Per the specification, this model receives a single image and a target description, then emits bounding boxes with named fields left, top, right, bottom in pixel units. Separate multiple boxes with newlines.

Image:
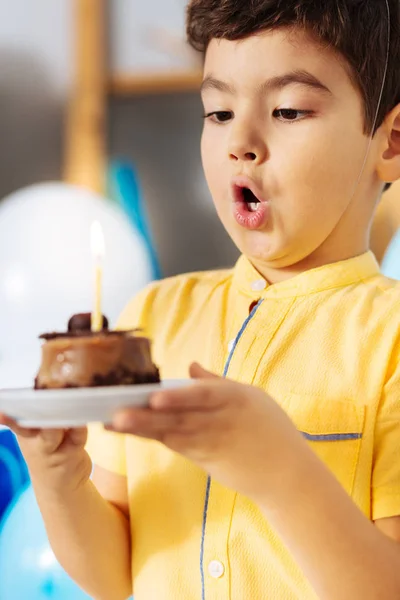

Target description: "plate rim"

left=0, top=379, right=191, bottom=428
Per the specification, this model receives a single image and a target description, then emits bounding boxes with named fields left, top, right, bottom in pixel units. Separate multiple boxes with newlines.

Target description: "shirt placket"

left=200, top=294, right=293, bottom=599
left=226, top=294, right=296, bottom=384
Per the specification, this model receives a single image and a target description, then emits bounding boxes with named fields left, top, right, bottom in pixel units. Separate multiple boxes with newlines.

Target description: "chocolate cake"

left=34, top=313, right=160, bottom=390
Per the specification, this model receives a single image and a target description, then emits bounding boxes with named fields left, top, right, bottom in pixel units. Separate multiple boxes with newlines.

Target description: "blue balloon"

left=381, top=230, right=400, bottom=280
left=108, top=160, right=162, bottom=281
left=0, top=485, right=91, bottom=599
left=0, top=428, right=29, bottom=520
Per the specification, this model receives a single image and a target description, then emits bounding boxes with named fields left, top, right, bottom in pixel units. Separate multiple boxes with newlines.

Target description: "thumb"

left=0, top=414, right=39, bottom=439
left=189, top=362, right=220, bottom=380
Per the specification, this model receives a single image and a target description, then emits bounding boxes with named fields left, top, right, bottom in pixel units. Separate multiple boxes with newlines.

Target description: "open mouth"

left=241, top=187, right=261, bottom=212
left=231, top=177, right=270, bottom=230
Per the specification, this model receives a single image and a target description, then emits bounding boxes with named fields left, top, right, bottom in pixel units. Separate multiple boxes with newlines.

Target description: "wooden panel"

left=108, top=70, right=203, bottom=95
left=64, top=0, right=106, bottom=194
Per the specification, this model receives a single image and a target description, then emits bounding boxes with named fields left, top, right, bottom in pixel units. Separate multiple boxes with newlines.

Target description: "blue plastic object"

left=108, top=160, right=162, bottom=281
left=0, top=428, right=29, bottom=520
left=0, top=485, right=91, bottom=600
left=381, top=229, right=400, bottom=280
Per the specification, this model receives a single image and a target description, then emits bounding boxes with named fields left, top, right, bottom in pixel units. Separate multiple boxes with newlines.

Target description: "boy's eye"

left=273, top=109, right=311, bottom=122
left=203, top=111, right=233, bottom=124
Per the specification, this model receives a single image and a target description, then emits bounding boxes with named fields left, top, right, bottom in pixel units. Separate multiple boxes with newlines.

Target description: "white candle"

left=90, top=221, right=105, bottom=332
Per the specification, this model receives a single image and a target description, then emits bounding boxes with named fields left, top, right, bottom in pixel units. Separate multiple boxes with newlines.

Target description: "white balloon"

left=0, top=182, right=154, bottom=388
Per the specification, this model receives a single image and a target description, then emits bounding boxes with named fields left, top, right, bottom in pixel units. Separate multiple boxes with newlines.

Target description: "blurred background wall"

left=0, top=0, right=239, bottom=277
left=1, top=0, right=400, bottom=273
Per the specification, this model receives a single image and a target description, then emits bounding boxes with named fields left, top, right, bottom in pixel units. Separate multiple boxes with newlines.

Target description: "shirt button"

left=251, top=279, right=266, bottom=292
left=228, top=339, right=235, bottom=353
left=208, top=560, right=225, bottom=579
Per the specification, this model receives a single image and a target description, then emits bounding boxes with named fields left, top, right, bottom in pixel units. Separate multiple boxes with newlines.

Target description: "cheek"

left=315, top=119, right=368, bottom=189
left=201, top=131, right=226, bottom=198
left=200, top=133, right=211, bottom=178
left=278, top=127, right=367, bottom=213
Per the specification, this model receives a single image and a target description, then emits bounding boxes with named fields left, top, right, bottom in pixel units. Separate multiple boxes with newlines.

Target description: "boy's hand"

left=0, top=415, right=92, bottom=495
left=111, top=363, right=306, bottom=503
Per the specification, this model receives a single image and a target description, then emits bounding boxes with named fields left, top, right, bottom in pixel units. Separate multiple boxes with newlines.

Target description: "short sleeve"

left=115, top=281, right=159, bottom=333
left=372, top=345, right=400, bottom=520
left=85, top=282, right=158, bottom=475
left=86, top=424, right=127, bottom=476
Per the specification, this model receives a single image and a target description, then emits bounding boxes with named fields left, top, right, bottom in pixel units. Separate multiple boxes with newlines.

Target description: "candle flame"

left=90, top=221, right=105, bottom=260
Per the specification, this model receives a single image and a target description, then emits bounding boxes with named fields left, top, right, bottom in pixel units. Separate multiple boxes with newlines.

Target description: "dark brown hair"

left=186, top=0, right=400, bottom=135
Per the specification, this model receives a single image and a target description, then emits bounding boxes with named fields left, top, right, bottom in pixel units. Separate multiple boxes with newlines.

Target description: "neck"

left=251, top=237, right=370, bottom=285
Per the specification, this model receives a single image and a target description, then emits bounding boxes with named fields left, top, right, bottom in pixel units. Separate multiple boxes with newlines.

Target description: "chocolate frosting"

left=68, top=312, right=109, bottom=332
left=35, top=313, right=158, bottom=389
left=39, top=312, right=140, bottom=340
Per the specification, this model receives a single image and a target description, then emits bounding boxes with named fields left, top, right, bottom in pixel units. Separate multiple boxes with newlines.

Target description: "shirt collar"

left=232, top=252, right=380, bottom=299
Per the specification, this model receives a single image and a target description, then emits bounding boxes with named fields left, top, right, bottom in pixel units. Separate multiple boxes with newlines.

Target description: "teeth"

left=248, top=202, right=259, bottom=212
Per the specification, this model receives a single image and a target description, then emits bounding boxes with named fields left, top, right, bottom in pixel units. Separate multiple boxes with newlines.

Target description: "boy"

left=3, top=1, right=400, bottom=598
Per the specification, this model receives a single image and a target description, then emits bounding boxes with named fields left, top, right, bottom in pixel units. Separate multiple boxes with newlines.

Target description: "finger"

left=39, top=429, right=68, bottom=453
left=0, top=414, right=40, bottom=439
left=149, top=382, right=227, bottom=412
left=112, top=407, right=208, bottom=437
left=189, top=362, right=221, bottom=380
left=66, top=427, right=88, bottom=447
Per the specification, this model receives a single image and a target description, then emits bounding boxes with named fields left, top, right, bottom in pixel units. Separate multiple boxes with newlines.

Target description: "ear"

left=377, top=103, right=400, bottom=183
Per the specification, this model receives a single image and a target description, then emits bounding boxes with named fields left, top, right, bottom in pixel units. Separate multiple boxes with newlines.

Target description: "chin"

left=236, top=239, right=314, bottom=271
left=232, top=229, right=281, bottom=262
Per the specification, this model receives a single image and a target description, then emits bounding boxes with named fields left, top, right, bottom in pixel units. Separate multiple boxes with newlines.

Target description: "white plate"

left=0, top=380, right=190, bottom=428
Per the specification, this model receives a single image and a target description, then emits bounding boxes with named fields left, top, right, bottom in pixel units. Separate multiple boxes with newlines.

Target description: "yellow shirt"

left=87, top=252, right=400, bottom=600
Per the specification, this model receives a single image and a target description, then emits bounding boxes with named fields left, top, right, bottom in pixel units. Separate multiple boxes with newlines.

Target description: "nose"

left=228, top=123, right=268, bottom=164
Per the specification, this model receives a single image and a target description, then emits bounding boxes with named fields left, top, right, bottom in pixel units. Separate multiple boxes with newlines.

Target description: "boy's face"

left=201, top=28, right=384, bottom=273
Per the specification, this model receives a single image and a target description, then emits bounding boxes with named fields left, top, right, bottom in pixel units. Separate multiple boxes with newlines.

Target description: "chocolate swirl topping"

left=39, top=313, right=140, bottom=341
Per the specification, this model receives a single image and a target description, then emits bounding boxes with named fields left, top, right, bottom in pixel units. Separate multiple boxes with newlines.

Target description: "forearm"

left=33, top=479, right=132, bottom=600
left=259, top=443, right=400, bottom=599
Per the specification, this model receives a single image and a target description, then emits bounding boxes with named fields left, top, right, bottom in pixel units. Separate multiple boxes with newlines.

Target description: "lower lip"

left=233, top=201, right=270, bottom=230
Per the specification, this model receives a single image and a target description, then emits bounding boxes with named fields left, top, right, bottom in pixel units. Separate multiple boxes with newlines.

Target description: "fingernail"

left=149, top=393, right=165, bottom=409
left=112, top=411, right=133, bottom=432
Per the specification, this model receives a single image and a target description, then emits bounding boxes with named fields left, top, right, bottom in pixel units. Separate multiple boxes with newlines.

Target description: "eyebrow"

left=201, top=69, right=332, bottom=96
